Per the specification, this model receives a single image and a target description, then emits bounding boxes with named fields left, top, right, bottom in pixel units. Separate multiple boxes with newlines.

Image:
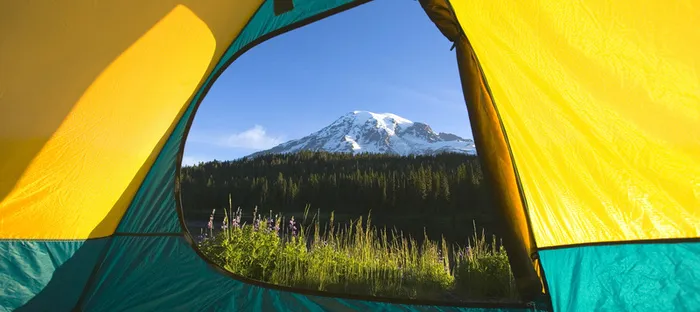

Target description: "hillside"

left=180, top=151, right=496, bottom=242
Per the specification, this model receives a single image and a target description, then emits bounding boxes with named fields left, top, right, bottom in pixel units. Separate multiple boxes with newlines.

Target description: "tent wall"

left=77, top=236, right=539, bottom=312
left=0, top=240, right=108, bottom=311
left=539, top=241, right=700, bottom=311
left=70, top=0, right=547, bottom=311
left=1, top=0, right=547, bottom=311
left=0, top=1, right=261, bottom=309
left=0, top=0, right=262, bottom=240
left=418, top=0, right=543, bottom=302
left=449, top=0, right=700, bottom=310
left=449, top=0, right=699, bottom=248
left=2, top=0, right=697, bottom=311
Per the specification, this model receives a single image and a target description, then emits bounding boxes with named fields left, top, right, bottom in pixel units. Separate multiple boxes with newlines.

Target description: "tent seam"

left=538, top=237, right=700, bottom=251
left=67, top=1, right=270, bottom=310
left=171, top=0, right=541, bottom=309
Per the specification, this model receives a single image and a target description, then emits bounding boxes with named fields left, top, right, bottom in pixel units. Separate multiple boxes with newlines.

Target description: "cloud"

left=192, top=125, right=285, bottom=150
left=218, top=125, right=285, bottom=149
left=181, top=156, right=206, bottom=166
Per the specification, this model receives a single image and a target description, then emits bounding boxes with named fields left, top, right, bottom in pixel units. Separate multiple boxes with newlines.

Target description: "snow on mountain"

left=247, top=111, right=476, bottom=158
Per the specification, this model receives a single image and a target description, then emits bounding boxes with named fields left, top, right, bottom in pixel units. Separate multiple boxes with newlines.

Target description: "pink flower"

left=207, top=209, right=215, bottom=230
left=289, top=216, right=297, bottom=236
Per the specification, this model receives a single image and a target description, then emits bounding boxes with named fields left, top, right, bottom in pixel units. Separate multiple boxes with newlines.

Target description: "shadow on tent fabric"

left=12, top=239, right=110, bottom=312
left=12, top=111, right=179, bottom=311
left=0, top=2, right=184, bottom=205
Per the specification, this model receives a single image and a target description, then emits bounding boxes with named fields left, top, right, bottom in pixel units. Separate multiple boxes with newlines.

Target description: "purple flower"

left=197, top=228, right=207, bottom=243
left=207, top=209, right=215, bottom=230
left=229, top=208, right=241, bottom=229
left=272, top=214, right=280, bottom=234
left=289, top=217, right=297, bottom=237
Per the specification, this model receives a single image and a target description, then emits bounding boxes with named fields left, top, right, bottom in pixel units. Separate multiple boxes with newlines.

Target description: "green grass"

left=197, top=205, right=518, bottom=302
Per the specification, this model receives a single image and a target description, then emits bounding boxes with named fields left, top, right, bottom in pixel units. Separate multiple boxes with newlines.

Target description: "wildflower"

left=197, top=228, right=207, bottom=244
left=207, top=209, right=215, bottom=230
left=289, top=216, right=297, bottom=237
left=231, top=214, right=240, bottom=229
left=273, top=214, right=280, bottom=234
left=254, top=214, right=262, bottom=231
left=228, top=207, right=241, bottom=229
left=222, top=210, right=229, bottom=230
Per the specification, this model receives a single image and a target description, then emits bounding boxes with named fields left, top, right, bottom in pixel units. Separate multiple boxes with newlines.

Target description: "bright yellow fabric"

left=450, top=0, right=700, bottom=247
left=0, top=0, right=263, bottom=239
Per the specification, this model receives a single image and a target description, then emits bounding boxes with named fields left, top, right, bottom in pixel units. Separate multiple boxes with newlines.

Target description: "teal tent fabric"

left=116, top=0, right=359, bottom=234
left=78, top=236, right=542, bottom=312
left=114, top=102, right=192, bottom=234
left=539, top=241, right=700, bottom=312
left=3, top=1, right=697, bottom=311
left=79, top=1, right=549, bottom=311
left=0, top=239, right=109, bottom=312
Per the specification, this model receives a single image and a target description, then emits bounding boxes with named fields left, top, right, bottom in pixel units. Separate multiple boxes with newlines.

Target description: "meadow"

left=196, top=202, right=518, bottom=302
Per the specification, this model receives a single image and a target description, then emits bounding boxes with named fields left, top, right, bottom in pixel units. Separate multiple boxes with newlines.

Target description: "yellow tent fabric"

left=0, top=0, right=698, bottom=311
left=450, top=0, right=700, bottom=247
left=0, top=1, right=263, bottom=239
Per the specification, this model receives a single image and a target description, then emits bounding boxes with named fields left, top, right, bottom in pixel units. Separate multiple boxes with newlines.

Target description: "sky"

left=183, top=0, right=473, bottom=165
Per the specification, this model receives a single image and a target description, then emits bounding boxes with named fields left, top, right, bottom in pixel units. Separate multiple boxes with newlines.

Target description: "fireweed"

left=196, top=207, right=517, bottom=302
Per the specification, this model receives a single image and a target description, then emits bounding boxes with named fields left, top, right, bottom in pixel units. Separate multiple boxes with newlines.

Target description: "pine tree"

left=179, top=151, right=486, bottom=229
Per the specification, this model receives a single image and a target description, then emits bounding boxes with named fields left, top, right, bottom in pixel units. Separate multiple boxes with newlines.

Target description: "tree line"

left=180, top=151, right=495, bottom=228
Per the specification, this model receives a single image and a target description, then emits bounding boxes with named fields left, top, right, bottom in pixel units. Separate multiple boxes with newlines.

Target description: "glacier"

left=247, top=111, right=476, bottom=158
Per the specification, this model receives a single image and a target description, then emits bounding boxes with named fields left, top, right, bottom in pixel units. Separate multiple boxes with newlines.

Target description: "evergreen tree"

left=179, top=151, right=491, bottom=236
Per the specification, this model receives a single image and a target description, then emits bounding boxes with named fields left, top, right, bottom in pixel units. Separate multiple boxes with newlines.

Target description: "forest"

left=180, top=151, right=499, bottom=243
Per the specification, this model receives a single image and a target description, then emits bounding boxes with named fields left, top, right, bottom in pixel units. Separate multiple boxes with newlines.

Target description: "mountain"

left=247, top=111, right=476, bottom=158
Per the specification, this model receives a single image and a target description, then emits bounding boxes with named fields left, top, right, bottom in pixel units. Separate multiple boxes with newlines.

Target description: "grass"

left=196, top=202, right=518, bottom=302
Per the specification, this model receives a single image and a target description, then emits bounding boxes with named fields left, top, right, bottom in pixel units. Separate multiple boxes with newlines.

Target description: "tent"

left=1, top=0, right=697, bottom=311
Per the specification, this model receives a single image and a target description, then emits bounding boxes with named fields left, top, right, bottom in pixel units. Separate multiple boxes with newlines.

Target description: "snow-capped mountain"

left=247, top=111, right=476, bottom=158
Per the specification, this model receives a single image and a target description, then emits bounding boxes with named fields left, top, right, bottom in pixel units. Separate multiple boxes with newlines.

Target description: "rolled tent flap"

left=445, top=0, right=700, bottom=310
left=418, top=0, right=544, bottom=302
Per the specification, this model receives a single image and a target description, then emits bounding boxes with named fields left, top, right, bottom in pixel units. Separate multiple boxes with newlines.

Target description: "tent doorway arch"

left=1, top=0, right=698, bottom=311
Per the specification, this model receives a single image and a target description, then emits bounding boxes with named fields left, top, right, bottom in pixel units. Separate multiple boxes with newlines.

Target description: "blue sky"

left=183, top=0, right=472, bottom=165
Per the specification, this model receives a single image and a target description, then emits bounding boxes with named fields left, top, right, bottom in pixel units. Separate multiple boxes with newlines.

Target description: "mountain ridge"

left=247, top=111, right=476, bottom=158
